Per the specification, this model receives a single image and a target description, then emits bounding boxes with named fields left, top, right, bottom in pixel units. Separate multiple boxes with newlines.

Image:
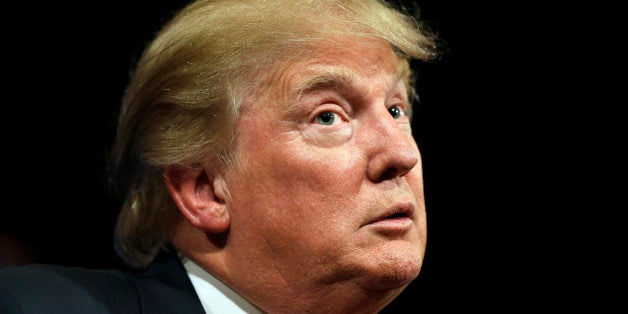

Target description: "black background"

left=1, top=0, right=622, bottom=312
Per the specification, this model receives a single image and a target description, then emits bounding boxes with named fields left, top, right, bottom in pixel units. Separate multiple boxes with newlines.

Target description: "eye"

left=315, top=111, right=341, bottom=125
left=388, top=105, right=405, bottom=119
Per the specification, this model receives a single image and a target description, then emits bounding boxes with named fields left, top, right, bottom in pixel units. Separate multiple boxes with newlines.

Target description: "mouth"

left=382, top=210, right=411, bottom=220
left=363, top=202, right=415, bottom=230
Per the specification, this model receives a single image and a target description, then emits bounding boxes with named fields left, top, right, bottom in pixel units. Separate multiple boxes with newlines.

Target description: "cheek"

left=228, top=134, right=363, bottom=227
left=264, top=147, right=359, bottom=206
left=224, top=142, right=364, bottom=263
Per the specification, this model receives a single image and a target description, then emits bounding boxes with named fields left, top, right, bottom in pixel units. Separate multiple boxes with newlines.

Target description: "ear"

left=163, top=165, right=230, bottom=233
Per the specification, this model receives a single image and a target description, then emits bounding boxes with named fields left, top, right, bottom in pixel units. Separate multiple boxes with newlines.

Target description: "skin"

left=168, top=38, right=427, bottom=313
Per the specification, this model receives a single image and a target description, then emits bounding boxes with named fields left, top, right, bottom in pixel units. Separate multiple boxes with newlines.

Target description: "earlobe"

left=163, top=165, right=230, bottom=233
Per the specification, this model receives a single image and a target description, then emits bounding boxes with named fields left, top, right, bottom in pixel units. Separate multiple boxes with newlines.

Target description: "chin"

left=362, top=245, right=423, bottom=290
left=372, top=260, right=421, bottom=290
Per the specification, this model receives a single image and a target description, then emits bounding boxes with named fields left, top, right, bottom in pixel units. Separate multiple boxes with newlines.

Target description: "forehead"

left=253, top=38, right=408, bottom=107
left=290, top=40, right=402, bottom=87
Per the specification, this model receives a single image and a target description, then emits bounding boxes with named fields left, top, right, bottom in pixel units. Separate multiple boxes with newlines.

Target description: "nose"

left=364, top=110, right=420, bottom=183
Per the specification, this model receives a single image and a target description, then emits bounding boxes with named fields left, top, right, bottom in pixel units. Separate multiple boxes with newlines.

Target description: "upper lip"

left=364, top=201, right=415, bottom=226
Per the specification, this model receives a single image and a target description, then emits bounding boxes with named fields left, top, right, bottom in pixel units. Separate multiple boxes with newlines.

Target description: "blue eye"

left=316, top=111, right=338, bottom=125
left=388, top=105, right=404, bottom=119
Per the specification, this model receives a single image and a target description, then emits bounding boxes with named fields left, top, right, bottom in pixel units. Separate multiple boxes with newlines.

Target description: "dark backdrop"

left=2, top=0, right=621, bottom=312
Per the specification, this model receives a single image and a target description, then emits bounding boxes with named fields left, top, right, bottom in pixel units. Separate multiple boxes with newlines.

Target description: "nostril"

left=378, top=167, right=399, bottom=182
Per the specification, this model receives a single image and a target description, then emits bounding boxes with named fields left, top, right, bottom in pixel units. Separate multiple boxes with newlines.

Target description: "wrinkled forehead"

left=244, top=38, right=410, bottom=111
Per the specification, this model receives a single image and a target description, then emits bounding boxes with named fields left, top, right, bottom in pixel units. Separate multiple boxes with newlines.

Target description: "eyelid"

left=313, top=111, right=342, bottom=125
left=391, top=104, right=407, bottom=114
left=388, top=103, right=411, bottom=122
left=389, top=80, right=412, bottom=119
left=386, top=101, right=408, bottom=115
left=309, top=102, right=350, bottom=124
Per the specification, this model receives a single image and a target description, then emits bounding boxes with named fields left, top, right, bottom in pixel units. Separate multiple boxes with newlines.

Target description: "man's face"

left=222, top=38, right=426, bottom=296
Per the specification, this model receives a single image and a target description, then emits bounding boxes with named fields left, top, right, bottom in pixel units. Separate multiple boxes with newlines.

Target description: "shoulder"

left=0, top=263, right=138, bottom=313
left=0, top=251, right=205, bottom=314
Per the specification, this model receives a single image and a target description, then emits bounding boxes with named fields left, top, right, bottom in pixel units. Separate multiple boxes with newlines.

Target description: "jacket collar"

left=132, top=250, right=205, bottom=314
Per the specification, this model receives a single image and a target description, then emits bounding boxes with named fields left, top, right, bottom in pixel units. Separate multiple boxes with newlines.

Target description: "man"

left=0, top=0, right=440, bottom=312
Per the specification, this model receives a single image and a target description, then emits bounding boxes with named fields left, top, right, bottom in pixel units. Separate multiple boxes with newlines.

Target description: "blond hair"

left=107, top=0, right=441, bottom=268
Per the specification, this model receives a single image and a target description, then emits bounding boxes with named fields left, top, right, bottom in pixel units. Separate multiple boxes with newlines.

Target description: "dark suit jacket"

left=0, top=251, right=205, bottom=313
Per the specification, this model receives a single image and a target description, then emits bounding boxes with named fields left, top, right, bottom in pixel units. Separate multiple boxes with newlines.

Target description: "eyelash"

left=315, top=111, right=341, bottom=125
left=311, top=103, right=408, bottom=126
left=312, top=102, right=347, bottom=126
left=387, top=105, right=406, bottom=119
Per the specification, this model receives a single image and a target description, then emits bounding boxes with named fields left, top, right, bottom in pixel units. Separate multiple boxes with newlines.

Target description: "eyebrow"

left=294, top=69, right=360, bottom=104
left=288, top=66, right=409, bottom=115
left=281, top=69, right=358, bottom=114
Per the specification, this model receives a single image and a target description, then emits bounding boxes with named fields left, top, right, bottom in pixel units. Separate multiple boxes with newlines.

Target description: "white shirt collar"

left=181, top=255, right=263, bottom=314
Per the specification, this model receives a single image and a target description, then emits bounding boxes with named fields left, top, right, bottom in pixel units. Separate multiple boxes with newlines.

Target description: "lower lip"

left=367, top=217, right=413, bottom=233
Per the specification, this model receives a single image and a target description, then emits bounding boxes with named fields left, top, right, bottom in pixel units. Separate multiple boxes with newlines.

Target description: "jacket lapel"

left=133, top=250, right=206, bottom=313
